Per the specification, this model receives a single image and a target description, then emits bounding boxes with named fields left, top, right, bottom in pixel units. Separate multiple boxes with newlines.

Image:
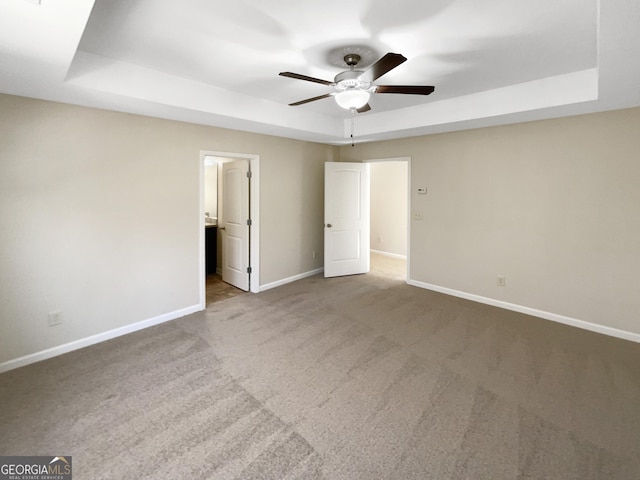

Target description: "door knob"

left=326, top=224, right=332, bottom=228
left=220, top=226, right=226, bottom=230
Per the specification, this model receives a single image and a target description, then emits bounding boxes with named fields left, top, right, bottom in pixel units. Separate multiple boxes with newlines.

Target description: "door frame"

left=363, top=156, right=411, bottom=283
left=199, top=150, right=260, bottom=308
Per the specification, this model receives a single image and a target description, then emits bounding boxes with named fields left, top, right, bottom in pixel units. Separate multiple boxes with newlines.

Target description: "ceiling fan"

left=279, top=52, right=434, bottom=113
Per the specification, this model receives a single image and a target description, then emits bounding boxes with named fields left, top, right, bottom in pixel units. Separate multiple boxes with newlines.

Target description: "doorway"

left=199, top=151, right=260, bottom=309
left=365, top=157, right=409, bottom=281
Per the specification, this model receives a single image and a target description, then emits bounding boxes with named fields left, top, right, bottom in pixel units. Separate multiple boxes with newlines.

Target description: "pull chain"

left=351, top=115, right=355, bottom=147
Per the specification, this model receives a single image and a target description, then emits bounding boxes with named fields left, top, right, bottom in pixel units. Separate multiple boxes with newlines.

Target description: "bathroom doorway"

left=200, top=151, right=260, bottom=308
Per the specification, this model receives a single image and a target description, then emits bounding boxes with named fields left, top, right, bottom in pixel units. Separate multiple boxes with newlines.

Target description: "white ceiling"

left=1, top=0, right=640, bottom=145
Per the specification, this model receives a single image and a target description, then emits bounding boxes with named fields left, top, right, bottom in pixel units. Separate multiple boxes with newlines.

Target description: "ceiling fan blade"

left=359, top=53, right=407, bottom=83
left=375, top=85, right=435, bottom=95
left=289, top=93, right=334, bottom=106
left=279, top=72, right=334, bottom=86
left=356, top=103, right=371, bottom=113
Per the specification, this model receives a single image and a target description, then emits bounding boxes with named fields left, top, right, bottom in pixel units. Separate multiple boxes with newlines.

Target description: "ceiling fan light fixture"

left=335, top=89, right=370, bottom=110
left=281, top=52, right=434, bottom=112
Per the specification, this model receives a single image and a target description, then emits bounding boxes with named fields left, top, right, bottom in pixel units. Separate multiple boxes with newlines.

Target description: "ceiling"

left=1, top=0, right=640, bottom=145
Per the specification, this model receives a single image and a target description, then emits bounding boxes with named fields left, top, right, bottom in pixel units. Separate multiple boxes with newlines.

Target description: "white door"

left=221, top=159, right=250, bottom=291
left=324, top=162, right=370, bottom=277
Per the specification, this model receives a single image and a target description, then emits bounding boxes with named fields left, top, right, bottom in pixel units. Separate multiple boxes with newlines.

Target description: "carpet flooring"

left=1, top=253, right=640, bottom=479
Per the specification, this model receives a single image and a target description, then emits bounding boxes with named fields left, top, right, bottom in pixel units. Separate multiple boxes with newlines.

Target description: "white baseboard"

left=0, top=304, right=203, bottom=374
left=408, top=279, right=640, bottom=344
left=259, top=268, right=324, bottom=292
left=370, top=249, right=407, bottom=260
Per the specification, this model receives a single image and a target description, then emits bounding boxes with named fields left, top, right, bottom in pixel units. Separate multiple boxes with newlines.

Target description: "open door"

left=221, top=159, right=250, bottom=291
left=324, top=162, right=370, bottom=277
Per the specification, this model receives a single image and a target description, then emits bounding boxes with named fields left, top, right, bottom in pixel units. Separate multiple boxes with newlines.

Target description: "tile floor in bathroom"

left=205, top=274, right=246, bottom=305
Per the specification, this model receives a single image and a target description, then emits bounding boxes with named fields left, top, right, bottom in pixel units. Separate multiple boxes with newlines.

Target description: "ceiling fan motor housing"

left=334, top=70, right=373, bottom=92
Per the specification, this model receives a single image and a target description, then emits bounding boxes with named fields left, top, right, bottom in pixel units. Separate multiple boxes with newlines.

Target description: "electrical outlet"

left=497, top=275, right=506, bottom=287
left=48, top=311, right=63, bottom=326
left=413, top=212, right=423, bottom=220
left=312, top=251, right=316, bottom=259
left=377, top=236, right=383, bottom=243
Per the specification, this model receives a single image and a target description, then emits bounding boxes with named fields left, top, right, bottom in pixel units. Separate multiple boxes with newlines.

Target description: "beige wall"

left=370, top=161, right=408, bottom=257
left=341, top=108, right=640, bottom=336
left=3, top=92, right=638, bottom=366
left=0, top=94, right=335, bottom=365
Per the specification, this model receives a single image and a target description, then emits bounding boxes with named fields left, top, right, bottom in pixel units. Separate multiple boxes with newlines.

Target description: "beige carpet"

left=1, top=253, right=640, bottom=479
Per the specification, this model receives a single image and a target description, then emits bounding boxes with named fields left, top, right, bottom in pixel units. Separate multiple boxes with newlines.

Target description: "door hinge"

left=247, top=267, right=252, bottom=274
left=246, top=170, right=252, bottom=178
left=247, top=219, right=252, bottom=226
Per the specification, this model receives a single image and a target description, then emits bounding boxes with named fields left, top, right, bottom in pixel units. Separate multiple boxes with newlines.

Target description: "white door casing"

left=324, top=162, right=370, bottom=278
left=222, top=159, right=250, bottom=291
